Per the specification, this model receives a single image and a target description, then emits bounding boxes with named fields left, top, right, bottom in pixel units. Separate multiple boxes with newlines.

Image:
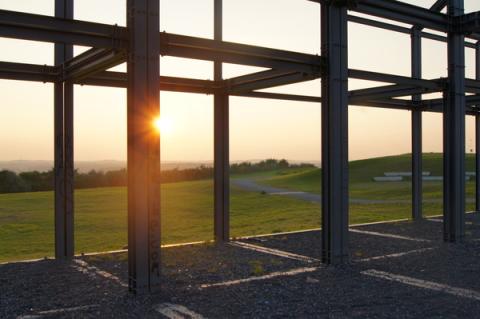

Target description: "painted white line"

left=200, top=266, right=319, bottom=289
left=427, top=218, right=443, bottom=223
left=349, top=228, right=432, bottom=243
left=356, top=247, right=436, bottom=262
left=80, top=240, right=213, bottom=257
left=362, top=269, right=480, bottom=301
left=17, top=305, right=98, bottom=319
left=235, top=227, right=321, bottom=240
left=230, top=241, right=319, bottom=263
left=236, top=218, right=413, bottom=240
left=351, top=218, right=410, bottom=227
left=72, top=259, right=128, bottom=288
left=154, top=303, right=205, bottom=319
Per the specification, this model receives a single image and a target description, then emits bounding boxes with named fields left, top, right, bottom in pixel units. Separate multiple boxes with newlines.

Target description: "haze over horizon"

left=1, top=0, right=479, bottom=163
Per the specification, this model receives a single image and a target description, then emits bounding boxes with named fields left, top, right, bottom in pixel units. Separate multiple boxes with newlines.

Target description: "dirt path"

left=232, top=179, right=475, bottom=205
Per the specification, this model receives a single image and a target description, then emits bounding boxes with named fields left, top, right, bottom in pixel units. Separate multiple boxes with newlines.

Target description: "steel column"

left=476, top=42, right=480, bottom=212
left=213, top=0, right=229, bottom=242
left=126, top=0, right=161, bottom=293
left=321, top=2, right=349, bottom=264
left=443, top=0, right=466, bottom=242
left=477, top=114, right=480, bottom=212
left=54, top=0, right=74, bottom=260
left=411, top=27, right=423, bottom=220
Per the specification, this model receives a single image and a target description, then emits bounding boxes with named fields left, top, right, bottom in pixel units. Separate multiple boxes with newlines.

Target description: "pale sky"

left=0, top=0, right=479, bottom=162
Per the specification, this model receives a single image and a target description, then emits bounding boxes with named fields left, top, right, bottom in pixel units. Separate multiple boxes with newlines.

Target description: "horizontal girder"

left=0, top=4, right=479, bottom=117
left=1, top=60, right=478, bottom=115
left=0, top=9, right=127, bottom=48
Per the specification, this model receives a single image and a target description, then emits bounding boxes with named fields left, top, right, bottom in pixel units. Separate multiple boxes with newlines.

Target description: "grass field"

left=0, top=153, right=476, bottom=262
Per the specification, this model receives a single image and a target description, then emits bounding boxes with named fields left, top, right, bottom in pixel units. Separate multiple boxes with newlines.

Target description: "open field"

left=0, top=153, right=476, bottom=262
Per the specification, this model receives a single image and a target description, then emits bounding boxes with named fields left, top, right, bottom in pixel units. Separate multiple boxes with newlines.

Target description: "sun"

left=153, top=116, right=173, bottom=134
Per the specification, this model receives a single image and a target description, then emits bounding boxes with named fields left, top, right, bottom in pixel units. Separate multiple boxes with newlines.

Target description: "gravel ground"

left=1, top=215, right=480, bottom=318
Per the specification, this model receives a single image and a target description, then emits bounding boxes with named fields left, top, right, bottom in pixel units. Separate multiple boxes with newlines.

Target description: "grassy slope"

left=262, top=153, right=476, bottom=200
left=0, top=153, right=476, bottom=262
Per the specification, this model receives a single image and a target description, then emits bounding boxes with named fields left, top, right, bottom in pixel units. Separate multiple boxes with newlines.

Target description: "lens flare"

left=154, top=117, right=173, bottom=134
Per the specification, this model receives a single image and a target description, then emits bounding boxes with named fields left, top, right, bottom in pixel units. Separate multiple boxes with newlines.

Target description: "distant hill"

left=263, top=153, right=476, bottom=186
left=0, top=159, right=320, bottom=173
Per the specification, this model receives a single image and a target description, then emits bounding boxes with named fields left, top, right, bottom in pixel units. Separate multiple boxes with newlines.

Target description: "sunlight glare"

left=154, top=116, right=173, bottom=134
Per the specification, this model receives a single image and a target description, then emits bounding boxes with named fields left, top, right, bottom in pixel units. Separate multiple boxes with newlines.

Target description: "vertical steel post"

left=476, top=42, right=480, bottom=212
left=411, top=26, right=423, bottom=220
left=214, top=0, right=230, bottom=242
left=321, top=1, right=349, bottom=264
left=126, top=0, right=161, bottom=293
left=54, top=0, right=74, bottom=260
left=476, top=114, right=480, bottom=212
left=443, top=0, right=466, bottom=242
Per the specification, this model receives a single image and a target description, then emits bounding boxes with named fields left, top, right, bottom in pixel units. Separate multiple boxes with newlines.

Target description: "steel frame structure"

left=1, top=0, right=480, bottom=293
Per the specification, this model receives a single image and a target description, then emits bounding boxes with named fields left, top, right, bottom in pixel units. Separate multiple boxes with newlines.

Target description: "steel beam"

left=311, top=0, right=448, bottom=32
left=127, top=0, right=161, bottom=293
left=0, top=9, right=127, bottom=48
left=411, top=27, right=423, bottom=221
left=349, top=69, right=441, bottom=89
left=477, top=114, right=480, bottom=212
left=476, top=42, right=480, bottom=212
left=351, top=98, right=412, bottom=111
left=321, top=1, right=349, bottom=265
left=455, top=11, right=480, bottom=34
left=54, top=0, right=74, bottom=260
left=431, top=0, right=448, bottom=12
left=213, top=0, right=229, bottom=242
left=3, top=59, right=480, bottom=113
left=227, top=69, right=291, bottom=87
left=232, top=91, right=321, bottom=103
left=443, top=0, right=466, bottom=242
left=349, top=84, right=436, bottom=103
left=0, top=62, right=221, bottom=94
left=229, top=71, right=318, bottom=94
left=62, top=47, right=126, bottom=82
left=160, top=33, right=323, bottom=73
left=0, top=62, right=58, bottom=82
left=348, top=14, right=477, bottom=49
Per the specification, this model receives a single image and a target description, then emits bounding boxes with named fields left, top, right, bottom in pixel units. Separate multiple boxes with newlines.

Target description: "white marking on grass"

left=200, top=266, right=319, bottom=289
left=230, top=241, right=319, bottom=263
left=349, top=228, right=431, bottom=243
left=72, top=259, right=128, bottom=288
left=362, top=269, right=480, bottom=301
left=154, top=303, right=205, bottom=319
left=17, top=305, right=98, bottom=319
left=356, top=247, right=436, bottom=262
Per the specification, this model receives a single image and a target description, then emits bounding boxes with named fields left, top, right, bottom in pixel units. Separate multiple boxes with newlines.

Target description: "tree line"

left=0, top=159, right=314, bottom=194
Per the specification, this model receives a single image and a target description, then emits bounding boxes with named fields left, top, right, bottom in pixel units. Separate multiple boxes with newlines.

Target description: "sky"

left=0, top=0, right=479, bottom=163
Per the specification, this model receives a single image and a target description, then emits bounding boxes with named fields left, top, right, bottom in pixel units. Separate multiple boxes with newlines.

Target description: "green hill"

left=259, top=153, right=476, bottom=197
